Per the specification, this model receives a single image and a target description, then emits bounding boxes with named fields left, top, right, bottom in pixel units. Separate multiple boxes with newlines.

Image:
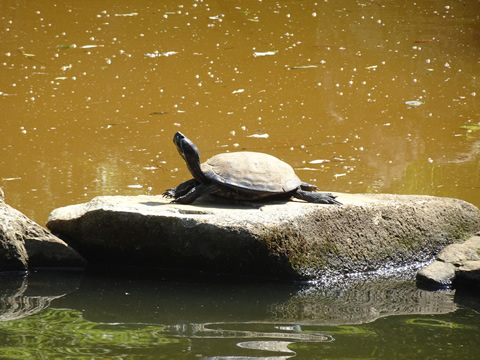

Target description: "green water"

left=0, top=271, right=479, bottom=359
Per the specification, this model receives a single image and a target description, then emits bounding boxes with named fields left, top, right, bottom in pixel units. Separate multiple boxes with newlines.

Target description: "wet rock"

left=416, top=236, right=480, bottom=289
left=416, top=261, right=456, bottom=287
left=46, top=193, right=480, bottom=280
left=0, top=192, right=86, bottom=271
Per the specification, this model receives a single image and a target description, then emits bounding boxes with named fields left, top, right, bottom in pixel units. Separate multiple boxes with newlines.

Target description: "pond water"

left=1, top=270, right=480, bottom=359
left=1, top=0, right=480, bottom=358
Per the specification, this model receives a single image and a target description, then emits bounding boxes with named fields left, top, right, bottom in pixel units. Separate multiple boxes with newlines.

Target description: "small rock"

left=416, top=260, right=456, bottom=287
left=417, top=235, right=480, bottom=290
left=437, top=237, right=480, bottom=265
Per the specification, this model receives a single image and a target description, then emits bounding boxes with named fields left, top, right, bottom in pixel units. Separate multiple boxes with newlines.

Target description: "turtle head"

left=173, top=132, right=200, bottom=163
left=173, top=132, right=205, bottom=182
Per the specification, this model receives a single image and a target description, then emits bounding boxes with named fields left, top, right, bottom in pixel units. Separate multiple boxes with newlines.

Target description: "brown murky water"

left=1, top=1, right=480, bottom=358
left=1, top=1, right=480, bottom=224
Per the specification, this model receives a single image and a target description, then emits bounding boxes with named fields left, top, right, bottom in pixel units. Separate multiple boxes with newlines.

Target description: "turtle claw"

left=293, top=190, right=342, bottom=205
left=163, top=189, right=175, bottom=198
left=319, top=193, right=342, bottom=205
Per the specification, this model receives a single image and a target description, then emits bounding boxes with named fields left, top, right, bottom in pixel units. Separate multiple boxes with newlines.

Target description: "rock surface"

left=0, top=192, right=85, bottom=271
left=46, top=193, right=480, bottom=280
left=417, top=235, right=480, bottom=288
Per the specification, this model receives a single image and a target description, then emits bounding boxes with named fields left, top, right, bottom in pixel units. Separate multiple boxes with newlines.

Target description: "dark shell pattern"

left=200, top=152, right=302, bottom=194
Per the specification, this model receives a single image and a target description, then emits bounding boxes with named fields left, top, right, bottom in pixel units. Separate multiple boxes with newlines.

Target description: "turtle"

left=164, top=132, right=341, bottom=205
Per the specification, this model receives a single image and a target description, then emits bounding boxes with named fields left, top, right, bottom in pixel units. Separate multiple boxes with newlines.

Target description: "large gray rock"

left=0, top=200, right=28, bottom=271
left=45, top=193, right=480, bottom=280
left=0, top=191, right=85, bottom=271
left=417, top=235, right=480, bottom=288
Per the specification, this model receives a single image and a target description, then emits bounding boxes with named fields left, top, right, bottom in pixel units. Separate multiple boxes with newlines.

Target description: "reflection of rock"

left=270, top=276, right=456, bottom=325
left=0, top=271, right=82, bottom=321
left=0, top=193, right=85, bottom=271
left=454, top=286, right=480, bottom=313
left=46, top=194, right=480, bottom=280
left=56, top=271, right=456, bottom=328
left=416, top=235, right=480, bottom=289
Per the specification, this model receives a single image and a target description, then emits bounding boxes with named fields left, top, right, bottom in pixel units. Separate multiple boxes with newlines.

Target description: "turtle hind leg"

left=300, top=182, right=318, bottom=191
left=173, top=183, right=218, bottom=204
left=293, top=189, right=342, bottom=205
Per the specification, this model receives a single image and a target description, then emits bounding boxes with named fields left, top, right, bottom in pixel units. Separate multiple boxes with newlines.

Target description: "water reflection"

left=0, top=271, right=81, bottom=322
left=237, top=341, right=296, bottom=360
left=0, top=270, right=478, bottom=358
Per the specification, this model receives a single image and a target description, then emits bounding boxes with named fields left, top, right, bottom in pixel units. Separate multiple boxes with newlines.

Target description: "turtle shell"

left=201, top=151, right=302, bottom=194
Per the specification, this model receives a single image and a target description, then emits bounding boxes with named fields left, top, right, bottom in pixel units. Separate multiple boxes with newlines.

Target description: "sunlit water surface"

left=1, top=0, right=480, bottom=358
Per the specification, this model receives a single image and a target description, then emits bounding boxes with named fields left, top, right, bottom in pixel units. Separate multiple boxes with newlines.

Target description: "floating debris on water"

left=127, top=184, right=143, bottom=189
left=415, top=39, right=437, bottom=43
left=290, top=65, right=318, bottom=69
left=18, top=47, right=36, bottom=57
left=145, top=51, right=178, bottom=58
left=460, top=125, right=480, bottom=132
left=253, top=51, right=277, bottom=57
left=115, top=12, right=139, bottom=17
left=79, top=44, right=104, bottom=49
left=296, top=167, right=324, bottom=171
left=405, top=100, right=425, bottom=108
left=57, top=44, right=77, bottom=49
left=247, top=133, right=269, bottom=138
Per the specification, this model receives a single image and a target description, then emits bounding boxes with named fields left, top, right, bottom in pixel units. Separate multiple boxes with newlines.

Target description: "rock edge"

left=0, top=191, right=86, bottom=271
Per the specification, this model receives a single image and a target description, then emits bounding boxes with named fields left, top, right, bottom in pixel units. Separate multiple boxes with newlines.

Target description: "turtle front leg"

left=173, top=183, right=219, bottom=204
left=163, top=179, right=198, bottom=199
left=300, top=182, right=318, bottom=191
